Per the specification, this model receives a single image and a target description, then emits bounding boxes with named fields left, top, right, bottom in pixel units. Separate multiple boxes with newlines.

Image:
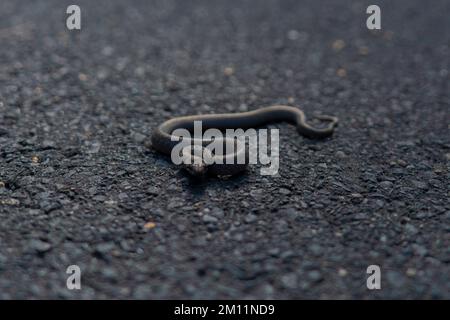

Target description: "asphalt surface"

left=0, top=0, right=448, bottom=299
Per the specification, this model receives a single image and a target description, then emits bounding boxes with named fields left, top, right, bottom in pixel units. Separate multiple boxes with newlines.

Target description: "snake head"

left=183, top=161, right=209, bottom=176
left=180, top=145, right=213, bottom=177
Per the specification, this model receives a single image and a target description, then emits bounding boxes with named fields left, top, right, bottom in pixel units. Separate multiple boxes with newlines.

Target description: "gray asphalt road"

left=0, top=0, right=448, bottom=299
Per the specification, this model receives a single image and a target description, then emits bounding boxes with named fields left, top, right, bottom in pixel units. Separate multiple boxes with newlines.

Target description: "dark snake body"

left=151, top=105, right=338, bottom=176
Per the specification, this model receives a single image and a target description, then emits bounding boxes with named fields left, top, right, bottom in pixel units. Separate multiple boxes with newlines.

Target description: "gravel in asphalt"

left=0, top=0, right=448, bottom=298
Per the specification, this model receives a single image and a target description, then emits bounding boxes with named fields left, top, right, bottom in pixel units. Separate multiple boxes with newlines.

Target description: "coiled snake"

left=151, top=105, right=338, bottom=176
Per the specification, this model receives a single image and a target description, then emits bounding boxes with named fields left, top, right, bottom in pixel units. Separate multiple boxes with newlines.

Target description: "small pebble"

left=202, top=215, right=218, bottom=224
left=30, top=240, right=52, bottom=253
left=332, top=39, right=345, bottom=51
left=144, top=222, right=156, bottom=230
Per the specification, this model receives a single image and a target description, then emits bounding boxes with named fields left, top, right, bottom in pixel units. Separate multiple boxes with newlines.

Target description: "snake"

left=151, top=105, right=338, bottom=176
